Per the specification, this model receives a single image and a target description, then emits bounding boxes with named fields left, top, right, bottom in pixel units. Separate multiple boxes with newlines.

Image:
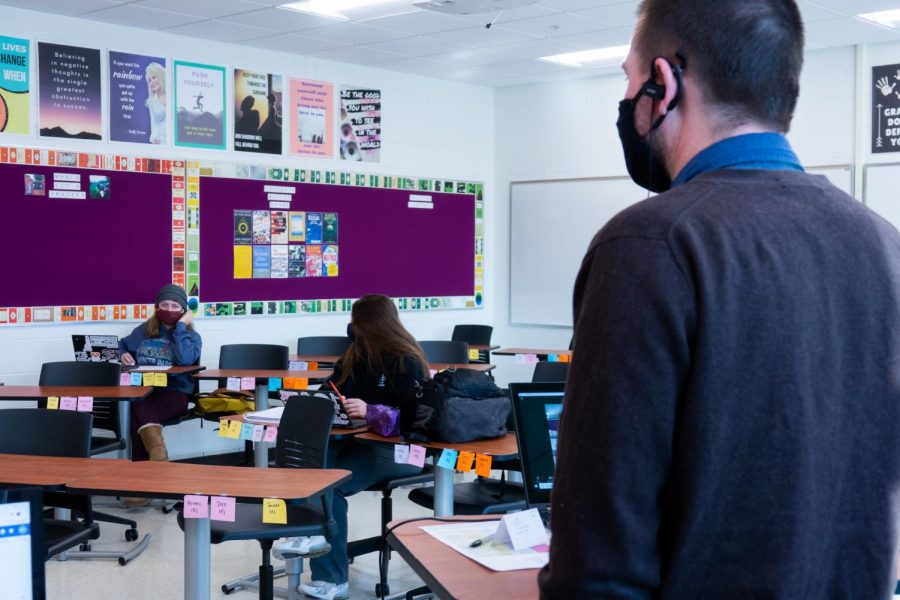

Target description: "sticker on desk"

left=252, top=424, right=265, bottom=442
left=239, top=422, right=255, bottom=441
left=77, top=396, right=93, bottom=412
left=407, top=444, right=426, bottom=468
left=227, top=420, right=242, bottom=439
left=547, top=354, right=559, bottom=362
left=153, top=372, right=168, bottom=387
left=263, top=426, right=278, bottom=442
left=119, top=373, right=132, bottom=386
left=226, top=377, right=241, bottom=392
left=283, top=377, right=308, bottom=389
left=394, top=444, right=410, bottom=464
left=46, top=396, right=59, bottom=410
left=262, top=498, right=287, bottom=524
left=219, top=420, right=230, bottom=437
left=559, top=354, right=571, bottom=363
left=240, top=376, right=255, bottom=391
left=474, top=453, right=492, bottom=477
left=130, top=372, right=143, bottom=386
left=60, top=396, right=78, bottom=411
left=142, top=372, right=154, bottom=386
left=183, top=495, right=209, bottom=519
left=456, top=451, right=475, bottom=472
left=268, top=377, right=282, bottom=392
left=289, top=360, right=308, bottom=371
left=468, top=348, right=480, bottom=361
left=429, top=369, right=438, bottom=378
left=436, top=448, right=459, bottom=470
left=210, top=496, right=235, bottom=522
left=492, top=508, right=548, bottom=552
left=308, top=361, right=318, bottom=370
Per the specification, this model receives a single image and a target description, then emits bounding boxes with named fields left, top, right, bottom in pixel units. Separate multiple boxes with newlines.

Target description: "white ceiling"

left=5, top=0, right=900, bottom=87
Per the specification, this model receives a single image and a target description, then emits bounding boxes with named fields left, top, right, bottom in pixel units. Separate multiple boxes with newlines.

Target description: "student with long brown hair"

left=279, top=294, right=427, bottom=600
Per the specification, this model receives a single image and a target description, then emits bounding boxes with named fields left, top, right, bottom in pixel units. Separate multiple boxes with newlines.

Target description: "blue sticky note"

left=130, top=372, right=143, bottom=386
left=240, top=423, right=255, bottom=441
left=436, top=449, right=460, bottom=470
left=268, top=377, right=283, bottom=392
left=547, top=354, right=559, bottom=362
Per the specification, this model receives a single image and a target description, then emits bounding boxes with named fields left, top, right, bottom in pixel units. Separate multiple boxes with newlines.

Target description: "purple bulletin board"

left=199, top=177, right=475, bottom=302
left=0, top=162, right=172, bottom=307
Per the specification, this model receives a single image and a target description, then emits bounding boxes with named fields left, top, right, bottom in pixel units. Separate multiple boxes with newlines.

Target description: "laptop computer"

left=509, top=382, right=565, bottom=526
left=72, top=334, right=120, bottom=363
left=0, top=486, right=45, bottom=600
left=281, top=389, right=367, bottom=429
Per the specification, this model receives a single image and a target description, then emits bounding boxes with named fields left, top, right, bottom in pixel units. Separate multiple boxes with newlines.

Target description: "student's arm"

left=537, top=235, right=694, bottom=599
left=171, top=322, right=202, bottom=365
left=389, top=356, right=424, bottom=407
left=118, top=325, right=143, bottom=356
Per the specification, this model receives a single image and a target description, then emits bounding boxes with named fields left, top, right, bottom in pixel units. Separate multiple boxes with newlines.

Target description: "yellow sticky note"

left=154, top=372, right=168, bottom=387
left=233, top=245, right=252, bottom=279
left=219, top=420, right=230, bottom=437
left=142, top=372, right=154, bottom=386
left=46, top=396, right=59, bottom=410
left=456, top=451, right=476, bottom=472
left=262, top=498, right=287, bottom=524
left=474, top=453, right=493, bottom=477
left=227, top=420, right=242, bottom=439
left=468, top=348, right=480, bottom=361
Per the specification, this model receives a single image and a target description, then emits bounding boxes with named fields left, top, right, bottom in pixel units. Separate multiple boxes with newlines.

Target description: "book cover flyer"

left=270, top=210, right=288, bottom=244
left=252, top=245, right=271, bottom=278
left=0, top=36, right=30, bottom=134
left=38, top=42, right=102, bottom=140
left=174, top=61, right=225, bottom=149
left=252, top=210, right=270, bottom=244
left=288, top=245, right=306, bottom=277
left=289, top=211, right=306, bottom=242
left=339, top=86, right=381, bottom=162
left=323, top=212, right=338, bottom=243
left=109, top=51, right=166, bottom=144
left=305, top=244, right=322, bottom=277
left=290, top=78, right=333, bottom=158
left=306, top=212, right=323, bottom=244
left=323, top=244, right=339, bottom=277
left=234, top=209, right=252, bottom=244
left=233, top=245, right=252, bottom=279
left=271, top=245, right=288, bottom=278
left=234, top=69, right=282, bottom=154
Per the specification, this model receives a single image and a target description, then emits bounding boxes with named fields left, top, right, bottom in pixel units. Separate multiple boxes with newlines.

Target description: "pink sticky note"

left=119, top=373, right=132, bottom=386
left=407, top=444, right=426, bottom=468
left=263, top=426, right=278, bottom=442
left=252, top=424, right=265, bottom=442
left=183, top=495, right=209, bottom=519
left=240, top=376, right=256, bottom=391
left=60, top=396, right=78, bottom=411
left=77, top=396, right=93, bottom=412
left=429, top=369, right=438, bottom=378
left=210, top=496, right=236, bottom=522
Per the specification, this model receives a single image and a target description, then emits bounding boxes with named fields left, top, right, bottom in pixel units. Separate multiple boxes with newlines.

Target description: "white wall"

left=0, top=5, right=495, bottom=459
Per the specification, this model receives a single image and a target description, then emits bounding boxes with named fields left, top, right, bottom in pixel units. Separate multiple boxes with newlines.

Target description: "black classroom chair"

left=532, top=361, right=569, bottom=382
left=418, top=340, right=470, bottom=364
left=452, top=324, right=494, bottom=363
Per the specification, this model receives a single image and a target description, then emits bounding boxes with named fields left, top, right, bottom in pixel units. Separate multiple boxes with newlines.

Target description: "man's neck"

left=667, top=122, right=777, bottom=180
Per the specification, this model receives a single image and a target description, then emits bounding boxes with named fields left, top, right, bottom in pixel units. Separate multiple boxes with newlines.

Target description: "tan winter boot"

left=139, top=424, right=169, bottom=461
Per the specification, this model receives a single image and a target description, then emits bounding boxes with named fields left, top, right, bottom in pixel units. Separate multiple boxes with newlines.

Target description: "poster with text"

left=234, top=69, right=282, bottom=154
left=174, top=61, right=225, bottom=149
left=290, top=78, right=333, bottom=158
left=38, top=42, right=101, bottom=140
left=0, top=36, right=30, bottom=134
left=872, top=63, right=900, bottom=153
left=109, top=51, right=166, bottom=144
left=339, top=86, right=381, bottom=162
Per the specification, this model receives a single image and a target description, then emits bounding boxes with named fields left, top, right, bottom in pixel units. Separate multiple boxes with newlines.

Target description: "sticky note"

left=475, top=453, right=493, bottom=477
left=183, top=495, right=209, bottom=519
left=239, top=423, right=255, bottom=441
left=119, top=373, right=132, bottom=386
left=436, top=448, right=459, bottom=470
left=143, top=372, right=154, bottom=386
left=429, top=369, right=438, bottom=378
left=268, top=377, right=282, bottom=392
left=219, top=420, right=230, bottom=437
left=224, top=420, right=240, bottom=439
left=525, top=354, right=539, bottom=365
left=262, top=498, right=287, bottom=524
left=456, top=451, right=475, bottom=472
left=468, top=348, right=480, bottom=361
left=240, top=376, right=255, bottom=391
left=130, top=372, right=143, bottom=386
left=289, top=360, right=308, bottom=371
left=226, top=377, right=241, bottom=391
left=407, top=444, right=426, bottom=468
left=515, top=353, right=526, bottom=364
left=283, top=377, right=308, bottom=389
left=263, top=426, right=278, bottom=442
left=77, top=396, right=93, bottom=412
left=46, top=396, right=59, bottom=410
left=210, top=496, right=236, bottom=522
left=153, top=372, right=168, bottom=387
left=547, top=354, right=559, bottom=362
left=60, top=397, right=78, bottom=411
left=308, top=361, right=318, bottom=370
left=559, top=354, right=571, bottom=363
left=252, top=424, right=265, bottom=442
left=394, top=444, right=410, bottom=464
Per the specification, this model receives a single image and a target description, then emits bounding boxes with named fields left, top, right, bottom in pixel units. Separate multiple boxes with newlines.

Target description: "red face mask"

left=157, top=308, right=183, bottom=326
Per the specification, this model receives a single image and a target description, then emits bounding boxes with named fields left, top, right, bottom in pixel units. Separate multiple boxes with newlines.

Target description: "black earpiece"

left=640, top=54, right=685, bottom=110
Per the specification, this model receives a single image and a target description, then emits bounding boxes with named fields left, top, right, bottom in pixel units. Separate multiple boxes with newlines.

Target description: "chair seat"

left=44, top=519, right=100, bottom=558
left=90, top=436, right=126, bottom=456
left=364, top=466, right=435, bottom=493
left=177, top=503, right=336, bottom=543
left=408, top=477, right=527, bottom=515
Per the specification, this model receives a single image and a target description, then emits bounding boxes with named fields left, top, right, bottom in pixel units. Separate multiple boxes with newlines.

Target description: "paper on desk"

left=244, top=406, right=284, bottom=424
left=419, top=522, right=549, bottom=572
left=134, top=365, right=170, bottom=371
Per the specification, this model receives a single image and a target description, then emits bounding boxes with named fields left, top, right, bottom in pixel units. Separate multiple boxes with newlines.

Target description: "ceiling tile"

left=365, top=35, right=468, bottom=57
left=500, top=11, right=618, bottom=37
left=428, top=24, right=540, bottom=47
left=538, top=0, right=632, bottom=10
left=554, top=26, right=633, bottom=49
left=808, top=0, right=900, bottom=15
left=795, top=1, right=845, bottom=22
left=301, top=22, right=410, bottom=45
left=217, top=7, right=342, bottom=32
left=361, top=9, right=473, bottom=34
left=493, top=69, right=584, bottom=87
left=427, top=47, right=521, bottom=66
left=452, top=4, right=561, bottom=24
left=131, top=0, right=267, bottom=18
left=0, top=0, right=124, bottom=16
left=430, top=64, right=509, bottom=85
left=241, top=32, right=346, bottom=54
left=78, top=4, right=205, bottom=29
left=163, top=18, right=274, bottom=42
left=489, top=37, right=583, bottom=58
left=368, top=56, right=449, bottom=76
left=490, top=57, right=577, bottom=76
left=308, top=44, right=408, bottom=65
left=571, top=2, right=638, bottom=28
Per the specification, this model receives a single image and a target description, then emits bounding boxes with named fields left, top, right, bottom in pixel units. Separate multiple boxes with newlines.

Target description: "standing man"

left=540, top=1, right=900, bottom=598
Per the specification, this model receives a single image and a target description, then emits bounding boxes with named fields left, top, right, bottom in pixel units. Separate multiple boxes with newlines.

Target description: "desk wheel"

left=221, top=584, right=234, bottom=595
left=375, top=583, right=389, bottom=596
left=125, top=528, right=139, bottom=542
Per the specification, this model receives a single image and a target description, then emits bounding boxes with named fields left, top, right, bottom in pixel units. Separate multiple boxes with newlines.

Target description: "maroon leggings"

left=130, top=388, right=190, bottom=461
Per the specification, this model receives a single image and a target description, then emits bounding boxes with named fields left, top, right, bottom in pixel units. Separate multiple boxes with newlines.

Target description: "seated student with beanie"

left=118, top=284, right=201, bottom=474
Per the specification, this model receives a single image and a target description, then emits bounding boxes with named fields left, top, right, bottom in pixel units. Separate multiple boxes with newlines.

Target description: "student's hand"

left=343, top=397, right=367, bottom=419
left=179, top=309, right=194, bottom=326
left=121, top=352, right=135, bottom=366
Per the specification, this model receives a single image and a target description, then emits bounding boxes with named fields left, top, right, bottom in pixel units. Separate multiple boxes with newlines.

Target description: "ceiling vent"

left=413, top=0, right=539, bottom=15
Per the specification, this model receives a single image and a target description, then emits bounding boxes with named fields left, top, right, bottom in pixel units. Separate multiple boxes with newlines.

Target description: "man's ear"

left=652, top=57, right=680, bottom=117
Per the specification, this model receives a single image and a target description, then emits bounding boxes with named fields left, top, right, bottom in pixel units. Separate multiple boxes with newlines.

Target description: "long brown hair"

left=336, top=294, right=429, bottom=386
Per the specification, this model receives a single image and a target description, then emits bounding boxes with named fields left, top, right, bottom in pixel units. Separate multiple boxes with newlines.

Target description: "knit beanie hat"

left=155, top=284, right=187, bottom=310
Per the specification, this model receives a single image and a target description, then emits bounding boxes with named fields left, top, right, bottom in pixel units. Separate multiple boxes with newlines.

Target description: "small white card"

left=492, top=508, right=548, bottom=552
left=394, top=444, right=410, bottom=464
left=226, top=377, right=241, bottom=391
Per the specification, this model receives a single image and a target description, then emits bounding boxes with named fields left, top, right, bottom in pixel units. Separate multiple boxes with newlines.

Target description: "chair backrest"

left=296, top=336, right=352, bottom=356
left=39, top=361, right=122, bottom=435
left=531, top=361, right=569, bottom=383
left=219, top=344, right=288, bottom=369
left=418, top=340, right=469, bottom=364
left=451, top=325, right=493, bottom=346
left=275, top=394, right=334, bottom=469
left=0, top=409, right=93, bottom=457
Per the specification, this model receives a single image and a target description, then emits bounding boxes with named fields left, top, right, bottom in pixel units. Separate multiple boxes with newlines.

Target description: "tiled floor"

left=46, top=490, right=434, bottom=599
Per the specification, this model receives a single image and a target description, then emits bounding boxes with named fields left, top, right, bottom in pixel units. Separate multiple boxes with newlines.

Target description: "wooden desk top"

left=470, top=344, right=500, bottom=351
left=194, top=369, right=333, bottom=380
left=0, top=454, right=129, bottom=486
left=355, top=432, right=518, bottom=459
left=0, top=385, right=154, bottom=399
left=220, top=413, right=367, bottom=438
left=494, top=348, right=572, bottom=358
left=290, top=354, right=340, bottom=364
left=431, top=363, right=495, bottom=372
left=124, top=365, right=206, bottom=375
left=66, top=461, right=352, bottom=502
left=387, top=517, right=539, bottom=600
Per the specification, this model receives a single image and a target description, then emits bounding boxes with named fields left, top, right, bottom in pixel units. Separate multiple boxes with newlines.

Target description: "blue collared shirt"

left=671, top=132, right=803, bottom=188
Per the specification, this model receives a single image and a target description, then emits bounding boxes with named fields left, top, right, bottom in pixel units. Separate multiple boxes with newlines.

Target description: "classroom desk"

left=221, top=413, right=367, bottom=440
left=0, top=453, right=128, bottom=488
left=194, top=369, right=332, bottom=468
left=354, top=432, right=519, bottom=517
left=65, top=459, right=351, bottom=600
left=290, top=354, right=339, bottom=364
left=494, top=348, right=572, bottom=360
left=123, top=365, right=207, bottom=375
left=431, top=363, right=495, bottom=373
left=387, top=516, right=539, bottom=600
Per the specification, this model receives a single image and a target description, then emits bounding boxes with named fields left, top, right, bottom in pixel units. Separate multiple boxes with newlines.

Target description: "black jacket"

left=328, top=354, right=424, bottom=409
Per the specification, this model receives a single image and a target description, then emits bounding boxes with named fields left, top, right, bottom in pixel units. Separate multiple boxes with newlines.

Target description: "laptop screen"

left=510, top=382, right=565, bottom=506
left=72, top=335, right=119, bottom=363
left=0, top=487, right=45, bottom=600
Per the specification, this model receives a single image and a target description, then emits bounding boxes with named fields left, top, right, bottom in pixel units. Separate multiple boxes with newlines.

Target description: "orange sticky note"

left=474, top=453, right=492, bottom=477
left=262, top=498, right=287, bottom=524
left=154, top=372, right=168, bottom=387
left=308, top=361, right=318, bottom=370
left=46, top=396, right=59, bottom=410
left=560, top=354, right=571, bottom=363
left=456, top=451, right=475, bottom=472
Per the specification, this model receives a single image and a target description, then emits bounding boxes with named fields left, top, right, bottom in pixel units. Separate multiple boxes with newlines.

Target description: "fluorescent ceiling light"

left=539, top=45, right=630, bottom=68
left=279, top=0, right=394, bottom=21
left=858, top=8, right=900, bottom=27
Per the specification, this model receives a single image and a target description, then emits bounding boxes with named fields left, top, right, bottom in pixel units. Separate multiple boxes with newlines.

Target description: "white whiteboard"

left=510, top=177, right=645, bottom=327
left=807, top=164, right=854, bottom=198
left=864, top=163, right=900, bottom=230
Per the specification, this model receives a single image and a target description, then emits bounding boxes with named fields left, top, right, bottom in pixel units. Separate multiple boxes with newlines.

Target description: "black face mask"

left=346, top=323, right=356, bottom=342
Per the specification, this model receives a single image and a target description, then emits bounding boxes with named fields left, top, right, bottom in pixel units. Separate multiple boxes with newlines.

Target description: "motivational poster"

left=339, top=85, right=381, bottom=162
left=872, top=63, right=900, bottom=153
left=290, top=78, right=333, bottom=158
left=109, top=51, right=167, bottom=144
left=0, top=35, right=30, bottom=134
left=174, top=60, right=225, bottom=149
left=234, top=68, right=282, bottom=154
left=38, top=42, right=102, bottom=140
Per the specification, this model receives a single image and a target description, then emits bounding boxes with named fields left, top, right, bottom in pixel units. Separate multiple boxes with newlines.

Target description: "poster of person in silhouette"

left=38, top=42, right=101, bottom=140
left=174, top=60, right=225, bottom=150
left=109, top=51, right=166, bottom=144
left=234, top=69, right=282, bottom=154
